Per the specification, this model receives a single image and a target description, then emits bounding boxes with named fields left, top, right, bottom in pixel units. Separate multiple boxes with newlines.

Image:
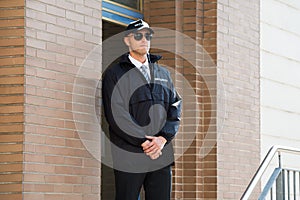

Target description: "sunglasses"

left=129, top=32, right=153, bottom=41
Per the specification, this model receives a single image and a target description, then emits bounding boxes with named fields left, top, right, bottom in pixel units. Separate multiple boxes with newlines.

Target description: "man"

left=102, top=19, right=182, bottom=200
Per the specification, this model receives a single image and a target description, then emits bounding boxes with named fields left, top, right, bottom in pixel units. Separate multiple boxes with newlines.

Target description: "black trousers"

left=114, top=165, right=172, bottom=200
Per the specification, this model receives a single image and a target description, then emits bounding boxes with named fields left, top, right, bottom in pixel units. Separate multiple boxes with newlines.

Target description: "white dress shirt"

left=128, top=54, right=151, bottom=79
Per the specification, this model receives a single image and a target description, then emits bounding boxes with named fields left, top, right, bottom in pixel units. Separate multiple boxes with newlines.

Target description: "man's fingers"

left=146, top=148, right=159, bottom=156
left=142, top=143, right=153, bottom=152
left=148, top=150, right=162, bottom=160
left=143, top=143, right=158, bottom=153
left=145, top=135, right=155, bottom=140
left=150, top=155, right=159, bottom=160
left=142, top=136, right=166, bottom=155
left=141, top=140, right=150, bottom=148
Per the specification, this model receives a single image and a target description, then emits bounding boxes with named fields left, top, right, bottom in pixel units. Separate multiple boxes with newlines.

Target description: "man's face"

left=124, top=29, right=152, bottom=56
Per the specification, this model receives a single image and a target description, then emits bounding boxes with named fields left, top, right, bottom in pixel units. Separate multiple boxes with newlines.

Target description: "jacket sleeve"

left=102, top=69, right=146, bottom=147
left=158, top=73, right=182, bottom=143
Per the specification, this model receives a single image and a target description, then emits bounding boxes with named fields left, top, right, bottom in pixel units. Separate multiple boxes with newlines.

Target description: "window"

left=102, top=0, right=143, bottom=26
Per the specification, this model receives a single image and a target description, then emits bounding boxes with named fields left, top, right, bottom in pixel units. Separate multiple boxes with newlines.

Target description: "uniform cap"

left=125, top=19, right=154, bottom=35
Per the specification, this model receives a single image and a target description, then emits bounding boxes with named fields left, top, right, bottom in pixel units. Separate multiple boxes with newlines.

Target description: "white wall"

left=261, top=0, right=300, bottom=170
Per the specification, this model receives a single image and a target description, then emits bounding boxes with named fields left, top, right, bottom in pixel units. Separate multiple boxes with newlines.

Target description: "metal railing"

left=258, top=167, right=300, bottom=200
left=241, top=145, right=300, bottom=200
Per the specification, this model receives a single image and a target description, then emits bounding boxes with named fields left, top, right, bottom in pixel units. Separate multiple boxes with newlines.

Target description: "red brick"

left=0, top=194, right=22, bottom=200
left=24, top=163, right=55, bottom=174
left=0, top=163, right=22, bottom=173
left=45, top=137, right=66, bottom=146
left=23, top=174, right=45, bottom=182
left=73, top=185, right=92, bottom=193
left=83, top=194, right=99, bottom=200
left=64, top=157, right=83, bottom=166
left=0, top=124, right=23, bottom=133
left=83, top=176, right=101, bottom=185
left=0, top=28, right=24, bottom=37
left=1, top=1, right=99, bottom=200
left=54, top=184, right=73, bottom=193
left=149, top=1, right=175, bottom=9
left=83, top=158, right=99, bottom=168
left=0, top=0, right=24, bottom=7
left=34, top=184, right=55, bottom=192
left=0, top=184, right=22, bottom=192
left=0, top=47, right=24, bottom=56
left=44, top=194, right=64, bottom=200
left=0, top=19, right=24, bottom=28
left=23, top=193, right=44, bottom=200
left=0, top=144, right=22, bottom=153
left=0, top=114, right=24, bottom=123
left=0, top=174, right=22, bottom=182
left=45, top=155, right=64, bottom=165
left=0, top=57, right=24, bottom=66
left=0, top=5, right=25, bottom=199
left=65, top=175, right=83, bottom=184
left=0, top=154, right=23, bottom=163
left=0, top=67, right=24, bottom=76
left=0, top=38, right=24, bottom=47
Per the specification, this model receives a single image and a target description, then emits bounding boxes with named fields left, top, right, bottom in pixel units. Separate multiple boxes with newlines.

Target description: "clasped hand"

left=141, top=135, right=167, bottom=160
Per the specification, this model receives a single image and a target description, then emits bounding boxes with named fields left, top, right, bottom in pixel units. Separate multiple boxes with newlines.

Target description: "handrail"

left=241, top=145, right=300, bottom=200
left=258, top=167, right=282, bottom=200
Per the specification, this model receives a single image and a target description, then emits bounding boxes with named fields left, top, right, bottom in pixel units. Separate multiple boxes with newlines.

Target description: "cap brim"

left=125, top=27, right=154, bottom=36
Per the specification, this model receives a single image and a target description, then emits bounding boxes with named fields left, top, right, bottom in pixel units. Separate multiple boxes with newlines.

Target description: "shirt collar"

left=128, top=54, right=149, bottom=69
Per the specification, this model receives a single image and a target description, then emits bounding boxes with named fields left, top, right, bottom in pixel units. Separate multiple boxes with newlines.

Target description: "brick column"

left=217, top=0, right=260, bottom=199
left=23, top=1, right=102, bottom=200
left=145, top=0, right=260, bottom=199
left=0, top=0, right=25, bottom=199
left=144, top=0, right=217, bottom=199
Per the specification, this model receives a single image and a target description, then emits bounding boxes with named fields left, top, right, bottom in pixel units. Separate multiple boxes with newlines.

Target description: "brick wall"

left=144, top=0, right=217, bottom=199
left=0, top=0, right=261, bottom=199
left=217, top=0, right=260, bottom=199
left=197, top=1, right=217, bottom=199
left=23, top=0, right=102, bottom=200
left=0, top=0, right=25, bottom=199
left=145, top=0, right=260, bottom=199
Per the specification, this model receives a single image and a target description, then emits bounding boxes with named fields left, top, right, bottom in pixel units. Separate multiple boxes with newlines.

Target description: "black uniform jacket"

left=102, top=53, right=182, bottom=170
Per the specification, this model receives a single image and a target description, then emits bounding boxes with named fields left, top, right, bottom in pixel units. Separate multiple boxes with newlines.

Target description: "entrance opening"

left=101, top=19, right=145, bottom=200
left=101, top=20, right=125, bottom=200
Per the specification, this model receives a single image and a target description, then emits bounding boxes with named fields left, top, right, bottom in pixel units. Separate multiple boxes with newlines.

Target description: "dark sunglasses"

left=130, top=32, right=153, bottom=41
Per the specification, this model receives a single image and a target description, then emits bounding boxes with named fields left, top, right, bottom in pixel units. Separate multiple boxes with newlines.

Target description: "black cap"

left=125, top=19, right=154, bottom=35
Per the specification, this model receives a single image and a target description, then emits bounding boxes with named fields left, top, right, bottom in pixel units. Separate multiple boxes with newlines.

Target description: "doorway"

left=101, top=20, right=125, bottom=200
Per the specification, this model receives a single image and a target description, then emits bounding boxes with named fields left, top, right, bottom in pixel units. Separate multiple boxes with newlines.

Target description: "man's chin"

left=133, top=49, right=148, bottom=56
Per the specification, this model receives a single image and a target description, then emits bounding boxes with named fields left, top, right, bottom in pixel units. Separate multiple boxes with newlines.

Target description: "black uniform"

left=102, top=53, right=182, bottom=200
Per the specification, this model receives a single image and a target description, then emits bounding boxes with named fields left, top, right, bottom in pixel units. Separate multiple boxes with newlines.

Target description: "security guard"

left=102, top=19, right=182, bottom=200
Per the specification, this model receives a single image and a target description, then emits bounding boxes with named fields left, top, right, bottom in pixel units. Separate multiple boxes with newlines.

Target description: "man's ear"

left=123, top=36, right=130, bottom=47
